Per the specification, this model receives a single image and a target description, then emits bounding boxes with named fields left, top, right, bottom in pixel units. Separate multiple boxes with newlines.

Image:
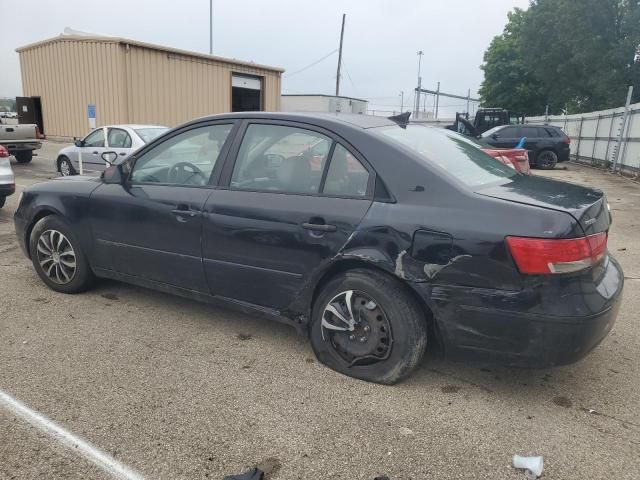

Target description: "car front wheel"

left=310, top=269, right=428, bottom=384
left=29, top=216, right=95, bottom=293
left=59, top=156, right=76, bottom=176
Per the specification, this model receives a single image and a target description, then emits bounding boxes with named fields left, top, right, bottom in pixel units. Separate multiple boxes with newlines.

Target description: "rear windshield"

left=135, top=128, right=169, bottom=143
left=375, top=125, right=518, bottom=187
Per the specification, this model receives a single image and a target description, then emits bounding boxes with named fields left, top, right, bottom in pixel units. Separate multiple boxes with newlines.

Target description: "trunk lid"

left=476, top=175, right=610, bottom=235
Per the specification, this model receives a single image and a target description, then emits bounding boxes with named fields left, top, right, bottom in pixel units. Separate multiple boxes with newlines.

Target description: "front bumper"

left=414, top=255, right=624, bottom=367
left=13, top=212, right=29, bottom=258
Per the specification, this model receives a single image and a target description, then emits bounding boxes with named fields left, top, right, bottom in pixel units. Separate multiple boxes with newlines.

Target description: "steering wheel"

left=168, top=162, right=208, bottom=185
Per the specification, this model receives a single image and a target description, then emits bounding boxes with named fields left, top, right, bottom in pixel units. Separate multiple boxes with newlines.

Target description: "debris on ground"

left=513, top=455, right=544, bottom=479
left=223, top=467, right=264, bottom=480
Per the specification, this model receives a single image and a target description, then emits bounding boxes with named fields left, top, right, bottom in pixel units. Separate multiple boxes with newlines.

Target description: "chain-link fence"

left=527, top=101, right=640, bottom=175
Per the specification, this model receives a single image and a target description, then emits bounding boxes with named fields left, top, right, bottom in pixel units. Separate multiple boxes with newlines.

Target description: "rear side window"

left=231, top=124, right=331, bottom=194
left=500, top=126, right=520, bottom=137
left=520, top=126, right=540, bottom=138
left=323, top=144, right=369, bottom=197
left=375, top=125, right=517, bottom=187
left=107, top=128, right=132, bottom=148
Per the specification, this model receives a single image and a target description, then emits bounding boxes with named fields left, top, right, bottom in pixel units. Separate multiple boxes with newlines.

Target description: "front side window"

left=375, top=125, right=517, bottom=188
left=84, top=129, right=105, bottom=147
left=130, top=124, right=232, bottom=186
left=135, top=127, right=169, bottom=143
left=323, top=144, right=369, bottom=197
left=107, top=128, right=132, bottom=148
left=230, top=124, right=331, bottom=194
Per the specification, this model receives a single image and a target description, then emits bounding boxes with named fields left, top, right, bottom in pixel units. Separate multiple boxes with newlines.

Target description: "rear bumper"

left=557, top=145, right=570, bottom=161
left=413, top=256, right=623, bottom=367
left=3, top=141, right=42, bottom=153
left=0, top=183, right=15, bottom=197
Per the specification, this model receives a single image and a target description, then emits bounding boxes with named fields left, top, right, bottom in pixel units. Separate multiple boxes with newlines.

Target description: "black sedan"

left=14, top=113, right=623, bottom=384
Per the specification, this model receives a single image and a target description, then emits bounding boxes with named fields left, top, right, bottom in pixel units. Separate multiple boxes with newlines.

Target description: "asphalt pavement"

left=1, top=143, right=639, bottom=479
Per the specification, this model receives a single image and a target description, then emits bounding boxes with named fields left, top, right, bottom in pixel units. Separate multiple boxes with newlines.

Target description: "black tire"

left=0, top=196, right=5, bottom=208
left=15, top=151, right=32, bottom=164
left=535, top=150, right=558, bottom=170
left=58, top=156, right=76, bottom=176
left=309, top=269, right=428, bottom=384
left=29, top=215, right=95, bottom=294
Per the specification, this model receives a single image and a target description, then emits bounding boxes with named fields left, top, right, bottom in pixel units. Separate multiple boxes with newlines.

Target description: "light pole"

left=415, top=51, right=423, bottom=117
left=209, top=0, right=213, bottom=54
left=400, top=91, right=404, bottom=113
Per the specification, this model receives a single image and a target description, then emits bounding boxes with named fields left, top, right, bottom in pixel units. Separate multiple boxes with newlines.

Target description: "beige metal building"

left=16, top=33, right=283, bottom=139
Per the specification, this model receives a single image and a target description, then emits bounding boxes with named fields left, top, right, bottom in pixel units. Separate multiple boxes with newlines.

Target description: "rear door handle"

left=302, top=222, right=337, bottom=232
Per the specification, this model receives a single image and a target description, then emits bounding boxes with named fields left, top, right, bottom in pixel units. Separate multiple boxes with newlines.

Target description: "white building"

left=281, top=94, right=367, bottom=114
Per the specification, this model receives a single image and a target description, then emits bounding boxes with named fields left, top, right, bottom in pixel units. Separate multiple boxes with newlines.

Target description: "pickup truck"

left=0, top=124, right=42, bottom=163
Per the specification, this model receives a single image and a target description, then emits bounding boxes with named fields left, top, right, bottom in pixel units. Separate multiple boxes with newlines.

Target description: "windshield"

left=480, top=126, right=504, bottom=138
left=375, top=125, right=517, bottom=187
left=135, top=127, right=169, bottom=143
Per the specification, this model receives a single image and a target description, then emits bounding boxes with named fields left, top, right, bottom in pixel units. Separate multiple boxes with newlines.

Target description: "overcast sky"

left=0, top=0, right=530, bottom=116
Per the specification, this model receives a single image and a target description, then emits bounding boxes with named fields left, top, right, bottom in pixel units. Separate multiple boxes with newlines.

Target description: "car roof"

left=103, top=124, right=168, bottom=129
left=186, top=112, right=397, bottom=130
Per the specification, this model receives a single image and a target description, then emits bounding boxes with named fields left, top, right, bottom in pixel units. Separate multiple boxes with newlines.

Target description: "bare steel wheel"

left=310, top=269, right=428, bottom=384
left=321, top=290, right=393, bottom=366
left=59, top=157, right=75, bottom=176
left=36, top=229, right=77, bottom=284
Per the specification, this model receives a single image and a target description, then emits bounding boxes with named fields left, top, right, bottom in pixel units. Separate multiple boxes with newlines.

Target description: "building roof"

left=16, top=31, right=285, bottom=74
left=282, top=93, right=368, bottom=103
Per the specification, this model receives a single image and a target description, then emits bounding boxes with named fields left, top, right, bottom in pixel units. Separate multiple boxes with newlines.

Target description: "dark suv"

left=481, top=124, right=571, bottom=169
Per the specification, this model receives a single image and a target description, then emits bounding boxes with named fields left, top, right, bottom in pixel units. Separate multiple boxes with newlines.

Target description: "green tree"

left=481, top=0, right=640, bottom=115
left=480, top=8, right=547, bottom=115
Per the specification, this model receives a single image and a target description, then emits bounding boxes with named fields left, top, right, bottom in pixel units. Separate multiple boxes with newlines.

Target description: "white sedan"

left=55, top=124, right=169, bottom=176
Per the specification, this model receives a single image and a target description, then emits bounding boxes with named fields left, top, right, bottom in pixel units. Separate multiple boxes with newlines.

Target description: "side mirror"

left=102, top=163, right=124, bottom=184
left=74, top=139, right=84, bottom=147
left=101, top=151, right=118, bottom=166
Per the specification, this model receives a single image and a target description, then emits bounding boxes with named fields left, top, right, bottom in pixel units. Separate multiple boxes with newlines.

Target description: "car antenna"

left=387, top=111, right=411, bottom=128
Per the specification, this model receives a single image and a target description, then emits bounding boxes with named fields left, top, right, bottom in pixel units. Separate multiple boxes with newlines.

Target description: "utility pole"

left=466, top=89, right=471, bottom=116
left=335, top=14, right=346, bottom=96
left=415, top=51, right=424, bottom=117
left=435, top=81, right=440, bottom=119
left=399, top=91, right=404, bottom=112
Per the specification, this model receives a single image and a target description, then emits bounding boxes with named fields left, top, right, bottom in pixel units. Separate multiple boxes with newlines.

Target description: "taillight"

left=35, top=126, right=44, bottom=139
left=0, top=146, right=8, bottom=158
left=563, top=136, right=571, bottom=144
left=506, top=232, right=608, bottom=274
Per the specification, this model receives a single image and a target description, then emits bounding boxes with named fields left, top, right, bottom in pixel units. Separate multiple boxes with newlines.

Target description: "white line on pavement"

left=0, top=389, right=145, bottom=480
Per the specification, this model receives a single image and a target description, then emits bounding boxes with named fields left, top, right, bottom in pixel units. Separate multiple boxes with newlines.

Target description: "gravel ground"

left=0, top=144, right=638, bottom=479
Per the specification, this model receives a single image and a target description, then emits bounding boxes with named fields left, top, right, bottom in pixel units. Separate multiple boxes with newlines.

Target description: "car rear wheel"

left=309, top=269, right=428, bottom=384
left=536, top=150, right=558, bottom=169
left=29, top=216, right=95, bottom=294
left=59, top=156, right=76, bottom=176
left=15, top=151, right=32, bottom=164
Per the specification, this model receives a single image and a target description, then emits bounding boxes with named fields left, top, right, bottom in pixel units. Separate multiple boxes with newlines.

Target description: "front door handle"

left=92, top=151, right=99, bottom=154
left=302, top=222, right=337, bottom=232
left=171, top=205, right=202, bottom=218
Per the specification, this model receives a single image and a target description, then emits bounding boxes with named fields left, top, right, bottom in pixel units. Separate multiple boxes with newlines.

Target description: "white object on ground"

left=513, top=455, right=544, bottom=479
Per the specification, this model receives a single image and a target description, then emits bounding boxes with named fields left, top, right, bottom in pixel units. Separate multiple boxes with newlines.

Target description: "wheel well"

left=56, top=155, right=67, bottom=171
left=310, top=259, right=443, bottom=351
left=24, top=210, right=57, bottom=257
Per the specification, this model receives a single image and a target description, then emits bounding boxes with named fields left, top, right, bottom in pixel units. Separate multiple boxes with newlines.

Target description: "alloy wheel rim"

left=539, top=151, right=555, bottom=167
left=60, top=160, right=70, bottom=176
left=36, top=230, right=77, bottom=284
left=321, top=290, right=393, bottom=366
